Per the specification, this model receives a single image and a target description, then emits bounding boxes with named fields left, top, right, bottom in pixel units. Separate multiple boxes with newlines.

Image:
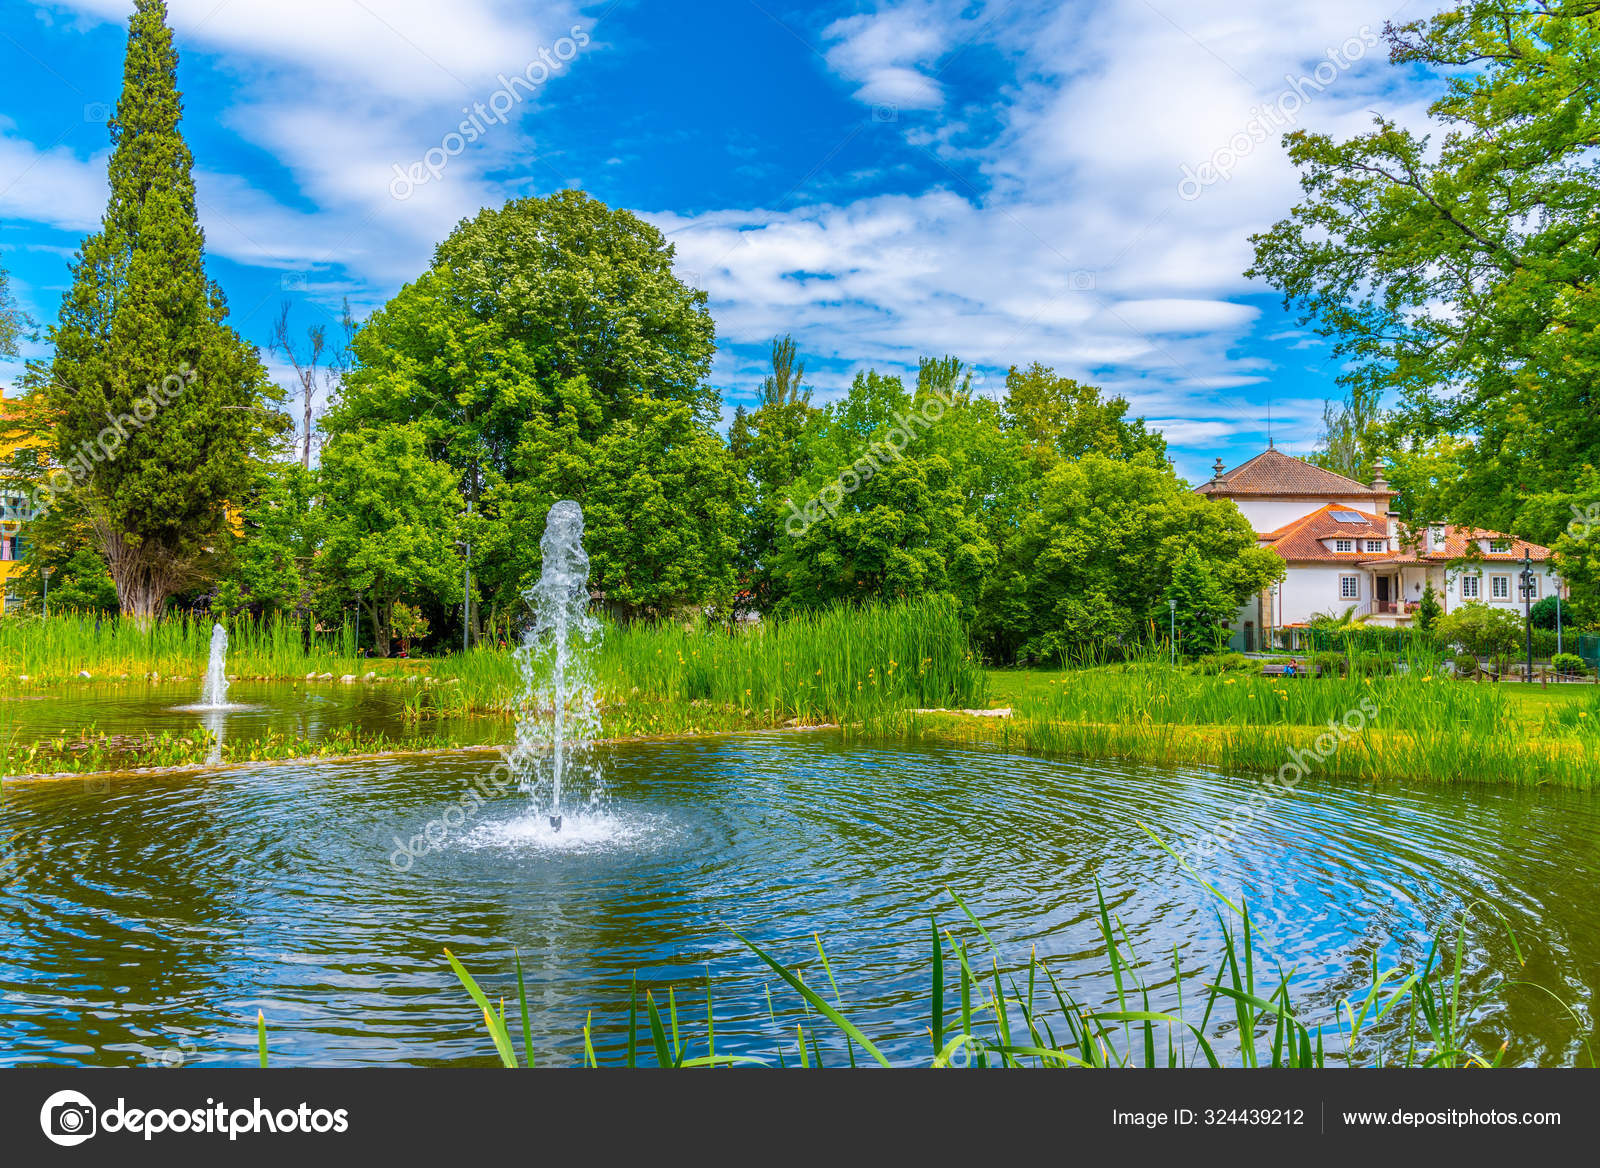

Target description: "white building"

left=1196, top=448, right=1563, bottom=649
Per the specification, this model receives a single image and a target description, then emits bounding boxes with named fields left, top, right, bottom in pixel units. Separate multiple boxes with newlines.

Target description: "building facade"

left=0, top=391, right=41, bottom=614
left=1197, top=448, right=1563, bottom=648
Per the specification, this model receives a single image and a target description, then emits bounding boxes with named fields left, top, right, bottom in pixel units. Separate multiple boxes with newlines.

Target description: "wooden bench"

left=1261, top=663, right=1309, bottom=678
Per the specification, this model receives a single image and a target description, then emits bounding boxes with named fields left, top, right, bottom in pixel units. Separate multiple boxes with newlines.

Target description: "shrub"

left=1351, top=651, right=1398, bottom=677
left=1530, top=596, right=1564, bottom=630
left=1192, top=652, right=1254, bottom=675
left=1552, top=652, right=1590, bottom=677
left=1437, top=603, right=1524, bottom=661
left=1311, top=651, right=1346, bottom=678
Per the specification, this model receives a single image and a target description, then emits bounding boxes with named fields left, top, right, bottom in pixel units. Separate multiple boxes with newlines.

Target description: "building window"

left=1525, top=574, right=1540, bottom=600
left=1490, top=539, right=1512, bottom=553
left=1335, top=539, right=1354, bottom=553
left=1462, top=574, right=1480, bottom=600
left=1365, top=539, right=1384, bottom=553
left=1340, top=576, right=1360, bottom=600
left=1492, top=575, right=1510, bottom=600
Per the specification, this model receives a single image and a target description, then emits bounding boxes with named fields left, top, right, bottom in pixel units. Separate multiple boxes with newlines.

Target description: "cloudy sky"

left=0, top=0, right=1437, bottom=479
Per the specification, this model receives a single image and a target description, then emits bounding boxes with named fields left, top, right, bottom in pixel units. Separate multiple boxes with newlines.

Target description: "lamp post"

left=41, top=565, right=54, bottom=620
left=1520, top=552, right=1535, bottom=683
left=1556, top=588, right=1564, bottom=656
left=1168, top=598, right=1177, bottom=667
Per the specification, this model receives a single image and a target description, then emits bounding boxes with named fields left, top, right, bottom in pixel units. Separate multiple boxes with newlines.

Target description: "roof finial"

left=1211, top=457, right=1226, bottom=483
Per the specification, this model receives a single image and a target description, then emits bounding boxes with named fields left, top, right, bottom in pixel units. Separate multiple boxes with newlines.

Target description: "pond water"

left=1, top=680, right=503, bottom=757
left=0, top=732, right=1595, bottom=1067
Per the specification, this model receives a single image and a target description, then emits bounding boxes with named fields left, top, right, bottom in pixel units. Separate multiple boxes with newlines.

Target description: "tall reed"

left=445, top=883, right=1559, bottom=1068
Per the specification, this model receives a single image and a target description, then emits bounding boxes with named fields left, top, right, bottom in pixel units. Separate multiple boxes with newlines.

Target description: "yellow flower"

left=815, top=668, right=823, bottom=676
left=1581, top=712, right=1590, bottom=719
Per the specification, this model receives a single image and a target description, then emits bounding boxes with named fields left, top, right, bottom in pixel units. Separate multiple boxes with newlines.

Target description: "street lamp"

left=1168, top=598, right=1177, bottom=667
left=41, top=565, right=54, bottom=620
left=1519, top=551, right=1535, bottom=683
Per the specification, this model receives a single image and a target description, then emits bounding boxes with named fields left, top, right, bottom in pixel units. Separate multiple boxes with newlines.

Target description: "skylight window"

left=1331, top=511, right=1365, bottom=523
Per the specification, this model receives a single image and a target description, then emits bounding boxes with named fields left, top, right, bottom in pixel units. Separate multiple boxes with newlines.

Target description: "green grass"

left=907, top=662, right=1600, bottom=788
left=406, top=597, right=987, bottom=733
left=442, top=882, right=1570, bottom=1069
left=0, top=610, right=371, bottom=685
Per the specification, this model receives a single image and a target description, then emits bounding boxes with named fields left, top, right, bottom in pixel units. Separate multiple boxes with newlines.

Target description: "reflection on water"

left=0, top=734, right=1595, bottom=1067
left=0, top=680, right=506, bottom=762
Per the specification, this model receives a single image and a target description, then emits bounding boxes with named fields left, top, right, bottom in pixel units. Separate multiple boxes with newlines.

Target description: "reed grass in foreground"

left=444, top=882, right=1576, bottom=1069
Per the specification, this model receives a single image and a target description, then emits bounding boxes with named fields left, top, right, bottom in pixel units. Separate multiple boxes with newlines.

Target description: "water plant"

left=444, top=883, right=1565, bottom=1069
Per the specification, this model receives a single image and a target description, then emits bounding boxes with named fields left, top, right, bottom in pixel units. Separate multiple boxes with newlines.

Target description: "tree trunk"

left=91, top=520, right=188, bottom=623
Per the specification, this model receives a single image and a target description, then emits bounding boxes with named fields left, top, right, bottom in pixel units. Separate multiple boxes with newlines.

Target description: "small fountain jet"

left=508, top=501, right=605, bottom=835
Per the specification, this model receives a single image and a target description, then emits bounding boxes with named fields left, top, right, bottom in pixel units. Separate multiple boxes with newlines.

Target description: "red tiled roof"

left=1376, top=524, right=1552, bottom=564
left=1260, top=504, right=1394, bottom=562
left=1196, top=448, right=1389, bottom=497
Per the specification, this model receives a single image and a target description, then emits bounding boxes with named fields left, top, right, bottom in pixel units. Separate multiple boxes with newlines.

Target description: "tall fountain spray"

left=198, top=622, right=230, bottom=709
left=509, top=501, right=604, bottom=832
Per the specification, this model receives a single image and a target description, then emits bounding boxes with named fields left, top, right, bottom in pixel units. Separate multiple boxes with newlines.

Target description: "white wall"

left=1277, top=565, right=1367, bottom=625
left=1228, top=496, right=1389, bottom=533
left=1442, top=564, right=1563, bottom=613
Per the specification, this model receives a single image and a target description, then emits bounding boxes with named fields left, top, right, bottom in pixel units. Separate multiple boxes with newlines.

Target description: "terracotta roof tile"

left=1196, top=448, right=1388, bottom=497
left=1381, top=524, right=1552, bottom=564
left=1260, top=504, right=1394, bottom=562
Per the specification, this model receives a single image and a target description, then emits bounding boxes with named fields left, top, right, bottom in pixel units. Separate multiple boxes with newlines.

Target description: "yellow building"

left=1, top=389, right=45, bottom=614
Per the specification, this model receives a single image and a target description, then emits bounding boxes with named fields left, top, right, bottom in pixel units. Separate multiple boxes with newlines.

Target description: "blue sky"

left=0, top=0, right=1438, bottom=480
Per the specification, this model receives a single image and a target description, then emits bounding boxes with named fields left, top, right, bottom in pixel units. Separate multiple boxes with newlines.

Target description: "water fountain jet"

left=509, top=501, right=604, bottom=832
left=198, top=623, right=229, bottom=709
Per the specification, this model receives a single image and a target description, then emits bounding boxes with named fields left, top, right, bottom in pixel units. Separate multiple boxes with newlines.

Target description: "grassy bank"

left=896, top=664, right=1600, bottom=788
left=404, top=597, right=986, bottom=733
left=2, top=600, right=987, bottom=774
left=0, top=611, right=368, bottom=685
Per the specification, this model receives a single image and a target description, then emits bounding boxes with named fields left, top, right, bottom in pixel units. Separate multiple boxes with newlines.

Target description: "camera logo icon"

left=40, top=1089, right=97, bottom=1147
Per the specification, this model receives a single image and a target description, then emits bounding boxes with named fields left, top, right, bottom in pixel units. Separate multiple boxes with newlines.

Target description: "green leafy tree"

left=1161, top=545, right=1236, bottom=657
left=767, top=369, right=996, bottom=619
left=1416, top=579, right=1443, bottom=631
left=582, top=397, right=741, bottom=618
left=1438, top=601, right=1525, bottom=673
left=210, top=461, right=320, bottom=617
left=390, top=601, right=430, bottom=653
left=730, top=335, right=821, bottom=612
left=1306, top=384, right=1380, bottom=482
left=0, top=253, right=31, bottom=359
left=1001, top=363, right=1166, bottom=466
left=988, top=454, right=1282, bottom=662
left=37, top=0, right=285, bottom=619
left=327, top=189, right=720, bottom=627
left=317, top=425, right=464, bottom=656
left=1248, top=2, right=1600, bottom=537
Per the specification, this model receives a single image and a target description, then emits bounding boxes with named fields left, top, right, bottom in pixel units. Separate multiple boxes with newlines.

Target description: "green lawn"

left=985, top=667, right=1598, bottom=712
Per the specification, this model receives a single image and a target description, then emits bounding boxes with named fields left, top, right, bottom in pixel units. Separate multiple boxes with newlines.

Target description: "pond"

left=0, top=679, right=504, bottom=760
left=0, top=731, right=1595, bottom=1067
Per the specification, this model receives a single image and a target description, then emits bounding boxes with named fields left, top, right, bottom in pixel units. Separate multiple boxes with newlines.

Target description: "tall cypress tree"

left=44, top=0, right=284, bottom=618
